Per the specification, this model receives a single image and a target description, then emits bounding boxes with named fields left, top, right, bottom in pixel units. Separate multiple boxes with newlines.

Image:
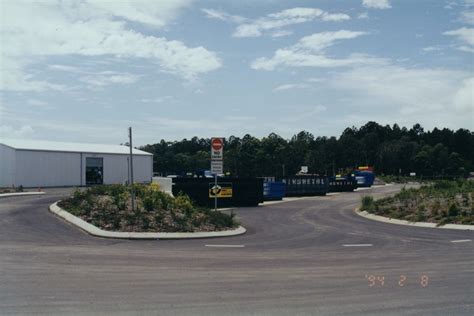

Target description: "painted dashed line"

left=450, top=239, right=472, bottom=243
left=342, top=244, right=373, bottom=247
left=205, top=244, right=245, bottom=248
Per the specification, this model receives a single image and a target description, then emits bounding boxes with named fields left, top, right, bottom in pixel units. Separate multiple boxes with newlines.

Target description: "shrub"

left=448, top=203, right=460, bottom=217
left=59, top=184, right=236, bottom=232
left=112, top=191, right=130, bottom=210
left=208, top=211, right=236, bottom=229
left=174, top=194, right=196, bottom=217
left=461, top=193, right=469, bottom=207
left=416, top=205, right=426, bottom=222
left=361, top=196, right=375, bottom=212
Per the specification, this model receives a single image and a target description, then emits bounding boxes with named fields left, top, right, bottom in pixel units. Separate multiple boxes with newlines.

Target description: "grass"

left=58, top=184, right=237, bottom=232
left=360, top=180, right=474, bottom=226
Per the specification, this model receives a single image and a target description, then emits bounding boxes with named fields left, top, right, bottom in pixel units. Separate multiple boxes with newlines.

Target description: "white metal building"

left=0, top=139, right=153, bottom=187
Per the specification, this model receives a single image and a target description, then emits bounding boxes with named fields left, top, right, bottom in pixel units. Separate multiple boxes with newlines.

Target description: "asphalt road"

left=0, top=185, right=473, bottom=316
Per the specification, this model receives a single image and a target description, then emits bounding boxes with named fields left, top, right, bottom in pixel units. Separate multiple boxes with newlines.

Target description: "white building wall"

left=4, top=149, right=152, bottom=187
left=0, top=144, right=16, bottom=187
left=15, top=150, right=81, bottom=187
left=81, top=153, right=152, bottom=185
left=131, top=155, right=153, bottom=184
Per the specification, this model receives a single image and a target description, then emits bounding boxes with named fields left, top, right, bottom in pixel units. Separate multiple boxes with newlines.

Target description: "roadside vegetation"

left=58, top=184, right=237, bottom=232
left=0, top=186, right=24, bottom=194
left=377, top=175, right=460, bottom=184
left=361, top=180, right=474, bottom=225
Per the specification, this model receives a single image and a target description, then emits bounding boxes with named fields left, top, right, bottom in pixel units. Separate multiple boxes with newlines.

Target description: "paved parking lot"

left=0, top=185, right=473, bottom=315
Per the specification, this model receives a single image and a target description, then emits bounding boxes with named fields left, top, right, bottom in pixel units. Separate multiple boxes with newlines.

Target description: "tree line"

left=140, top=122, right=473, bottom=178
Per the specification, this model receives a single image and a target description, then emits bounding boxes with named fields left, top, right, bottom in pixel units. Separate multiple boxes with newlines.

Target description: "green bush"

left=208, top=210, right=236, bottom=229
left=361, top=196, right=375, bottom=211
left=59, top=184, right=236, bottom=232
left=448, top=203, right=460, bottom=217
left=416, top=205, right=426, bottom=222
left=362, top=179, right=473, bottom=225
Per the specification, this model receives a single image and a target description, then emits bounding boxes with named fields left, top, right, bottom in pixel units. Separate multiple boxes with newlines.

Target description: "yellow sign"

left=209, top=183, right=233, bottom=198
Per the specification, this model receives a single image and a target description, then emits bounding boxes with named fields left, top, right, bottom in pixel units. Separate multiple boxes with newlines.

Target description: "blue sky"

left=0, top=0, right=473, bottom=146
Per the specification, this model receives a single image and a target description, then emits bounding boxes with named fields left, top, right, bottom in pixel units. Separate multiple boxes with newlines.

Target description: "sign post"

left=210, top=137, right=224, bottom=212
left=214, top=173, right=217, bottom=211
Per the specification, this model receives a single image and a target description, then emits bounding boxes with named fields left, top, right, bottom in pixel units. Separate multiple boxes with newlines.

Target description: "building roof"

left=0, top=138, right=152, bottom=156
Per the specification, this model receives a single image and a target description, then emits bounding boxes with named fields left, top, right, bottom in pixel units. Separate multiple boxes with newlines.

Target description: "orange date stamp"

left=365, top=274, right=429, bottom=287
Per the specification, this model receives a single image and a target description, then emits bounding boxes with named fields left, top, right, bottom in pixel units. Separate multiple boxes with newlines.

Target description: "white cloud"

left=443, top=27, right=474, bottom=52
left=251, top=30, right=386, bottom=70
left=422, top=46, right=442, bottom=52
left=458, top=45, right=474, bottom=52
left=297, top=31, right=367, bottom=52
left=460, top=10, right=474, bottom=24
left=453, top=77, right=474, bottom=111
left=79, top=72, right=141, bottom=87
left=362, top=0, right=392, bottom=9
left=0, top=0, right=221, bottom=91
left=271, top=30, right=294, bottom=38
left=358, top=12, right=370, bottom=19
left=204, top=7, right=350, bottom=38
left=201, top=8, right=247, bottom=23
left=140, top=96, right=173, bottom=103
left=223, top=115, right=257, bottom=122
left=83, top=0, right=192, bottom=28
left=281, top=105, right=327, bottom=123
left=0, top=125, right=34, bottom=138
left=49, top=66, right=143, bottom=88
left=26, top=99, right=49, bottom=107
left=48, top=64, right=83, bottom=73
left=273, top=83, right=310, bottom=92
left=327, top=65, right=473, bottom=127
left=444, top=2, right=457, bottom=10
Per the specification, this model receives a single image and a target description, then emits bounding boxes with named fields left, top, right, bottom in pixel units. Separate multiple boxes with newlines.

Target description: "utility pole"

left=127, top=157, right=130, bottom=185
left=129, top=127, right=135, bottom=211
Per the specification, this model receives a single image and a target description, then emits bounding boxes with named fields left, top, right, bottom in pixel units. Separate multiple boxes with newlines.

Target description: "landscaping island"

left=361, top=180, right=474, bottom=225
left=58, top=184, right=237, bottom=232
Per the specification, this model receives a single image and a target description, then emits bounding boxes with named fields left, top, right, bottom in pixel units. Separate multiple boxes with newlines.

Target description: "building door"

left=86, top=157, right=103, bottom=185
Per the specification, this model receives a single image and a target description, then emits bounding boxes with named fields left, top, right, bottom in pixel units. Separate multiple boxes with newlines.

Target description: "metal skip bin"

left=172, top=177, right=264, bottom=207
left=328, top=176, right=358, bottom=192
left=279, top=176, right=329, bottom=197
left=263, top=181, right=286, bottom=201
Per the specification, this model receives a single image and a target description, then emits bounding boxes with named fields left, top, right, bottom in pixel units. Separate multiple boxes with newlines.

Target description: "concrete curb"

left=49, top=202, right=246, bottom=239
left=355, top=208, right=474, bottom=231
left=0, top=192, right=46, bottom=198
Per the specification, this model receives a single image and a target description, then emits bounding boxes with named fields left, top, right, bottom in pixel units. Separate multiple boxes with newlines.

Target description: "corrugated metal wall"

left=0, top=144, right=16, bottom=187
left=8, top=149, right=152, bottom=187
left=84, top=153, right=152, bottom=185
left=15, top=150, right=81, bottom=187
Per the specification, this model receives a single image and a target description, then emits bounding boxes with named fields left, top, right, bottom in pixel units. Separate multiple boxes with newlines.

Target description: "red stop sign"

left=212, top=138, right=223, bottom=151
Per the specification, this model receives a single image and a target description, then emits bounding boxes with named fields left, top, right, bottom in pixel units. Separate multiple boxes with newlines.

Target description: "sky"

left=0, top=0, right=473, bottom=146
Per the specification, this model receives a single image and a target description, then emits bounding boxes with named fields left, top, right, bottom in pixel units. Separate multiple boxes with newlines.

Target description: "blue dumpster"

left=263, top=182, right=286, bottom=201
left=354, top=171, right=375, bottom=187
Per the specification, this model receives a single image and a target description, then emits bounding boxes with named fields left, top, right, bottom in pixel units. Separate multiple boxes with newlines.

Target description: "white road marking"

left=343, top=244, right=373, bottom=247
left=205, top=244, right=245, bottom=248
left=450, top=239, right=472, bottom=243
